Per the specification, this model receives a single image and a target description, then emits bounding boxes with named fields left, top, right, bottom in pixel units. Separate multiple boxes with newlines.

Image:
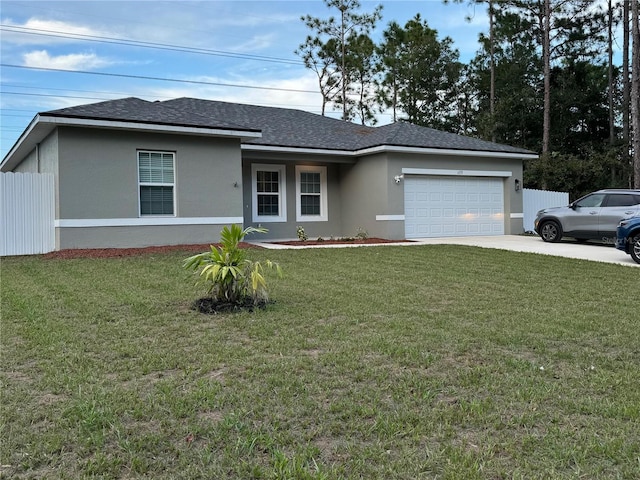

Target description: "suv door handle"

left=589, top=211, right=598, bottom=215
left=625, top=211, right=635, bottom=215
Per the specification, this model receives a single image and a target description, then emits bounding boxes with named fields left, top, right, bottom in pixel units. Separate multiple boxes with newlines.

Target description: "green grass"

left=1, top=245, right=639, bottom=479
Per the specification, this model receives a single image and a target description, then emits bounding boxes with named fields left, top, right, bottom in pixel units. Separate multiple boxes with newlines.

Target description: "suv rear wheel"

left=630, top=236, right=640, bottom=264
left=540, top=220, right=562, bottom=243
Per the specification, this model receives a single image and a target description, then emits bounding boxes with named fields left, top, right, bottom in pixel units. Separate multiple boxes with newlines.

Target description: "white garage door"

left=404, top=176, right=504, bottom=238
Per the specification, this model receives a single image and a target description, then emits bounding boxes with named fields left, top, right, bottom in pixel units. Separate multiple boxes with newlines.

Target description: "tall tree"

left=501, top=0, right=606, bottom=154
left=345, top=33, right=379, bottom=125
left=542, top=0, right=551, bottom=156
left=295, top=36, right=341, bottom=116
left=623, top=0, right=632, bottom=186
left=444, top=0, right=497, bottom=140
left=632, top=0, right=640, bottom=187
left=377, top=14, right=462, bottom=130
left=297, top=0, right=382, bottom=121
left=376, top=21, right=405, bottom=122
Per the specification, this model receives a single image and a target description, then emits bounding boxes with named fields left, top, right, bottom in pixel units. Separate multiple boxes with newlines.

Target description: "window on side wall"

left=296, top=165, right=327, bottom=222
left=138, top=151, right=175, bottom=216
left=252, top=164, right=286, bottom=222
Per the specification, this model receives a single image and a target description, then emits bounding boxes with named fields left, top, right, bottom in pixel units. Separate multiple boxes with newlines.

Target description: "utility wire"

left=0, top=25, right=304, bottom=66
left=0, top=64, right=319, bottom=94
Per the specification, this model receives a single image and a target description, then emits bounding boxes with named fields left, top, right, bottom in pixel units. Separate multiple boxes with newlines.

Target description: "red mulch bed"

left=274, top=237, right=411, bottom=246
left=42, top=242, right=260, bottom=259
left=42, top=238, right=410, bottom=259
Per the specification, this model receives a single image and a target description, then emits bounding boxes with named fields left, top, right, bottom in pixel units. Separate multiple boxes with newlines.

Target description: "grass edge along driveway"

left=1, top=244, right=638, bottom=479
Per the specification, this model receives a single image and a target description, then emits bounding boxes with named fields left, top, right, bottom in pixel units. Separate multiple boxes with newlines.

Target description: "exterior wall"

left=241, top=153, right=348, bottom=240
left=336, top=151, right=524, bottom=240
left=338, top=154, right=399, bottom=239
left=58, top=224, right=229, bottom=250
left=55, top=127, right=243, bottom=249
left=384, top=152, right=524, bottom=238
left=13, top=149, right=38, bottom=173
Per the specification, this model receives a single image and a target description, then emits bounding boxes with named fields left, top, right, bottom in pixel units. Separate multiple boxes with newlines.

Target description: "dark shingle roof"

left=44, top=97, right=259, bottom=133
left=43, top=97, right=534, bottom=155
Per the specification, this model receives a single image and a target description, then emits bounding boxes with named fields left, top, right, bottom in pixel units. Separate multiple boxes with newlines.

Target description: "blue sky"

left=0, top=0, right=494, bottom=158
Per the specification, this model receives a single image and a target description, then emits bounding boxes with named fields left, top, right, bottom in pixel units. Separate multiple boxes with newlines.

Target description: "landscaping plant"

left=183, top=225, right=282, bottom=309
left=296, top=225, right=308, bottom=241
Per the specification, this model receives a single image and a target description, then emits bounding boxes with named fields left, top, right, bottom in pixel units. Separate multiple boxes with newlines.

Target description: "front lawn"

left=1, top=245, right=638, bottom=479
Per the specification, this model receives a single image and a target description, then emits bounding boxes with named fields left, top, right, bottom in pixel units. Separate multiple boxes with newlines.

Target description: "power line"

left=0, top=24, right=304, bottom=66
left=1, top=64, right=319, bottom=94
left=1, top=82, right=170, bottom=99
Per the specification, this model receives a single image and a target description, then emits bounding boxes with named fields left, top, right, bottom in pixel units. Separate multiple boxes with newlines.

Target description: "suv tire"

left=540, top=220, right=562, bottom=243
left=630, top=236, right=640, bottom=264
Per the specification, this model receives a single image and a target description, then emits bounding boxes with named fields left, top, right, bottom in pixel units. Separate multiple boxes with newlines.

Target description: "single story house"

left=1, top=97, right=537, bottom=250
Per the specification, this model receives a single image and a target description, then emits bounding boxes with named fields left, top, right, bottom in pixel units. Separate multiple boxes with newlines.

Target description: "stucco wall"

left=338, top=154, right=396, bottom=239
left=240, top=149, right=354, bottom=240
left=55, top=127, right=244, bottom=249
left=386, top=152, right=524, bottom=237
left=338, top=151, right=524, bottom=240
left=241, top=158, right=345, bottom=240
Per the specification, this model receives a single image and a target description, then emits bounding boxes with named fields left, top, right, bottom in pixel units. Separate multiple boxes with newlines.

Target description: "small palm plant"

left=184, top=225, right=282, bottom=308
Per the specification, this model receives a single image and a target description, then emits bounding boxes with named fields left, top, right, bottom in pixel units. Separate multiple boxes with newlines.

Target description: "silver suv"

left=534, top=189, right=640, bottom=243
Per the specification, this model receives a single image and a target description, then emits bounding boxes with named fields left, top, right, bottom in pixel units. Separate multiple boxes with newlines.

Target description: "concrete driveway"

left=258, top=235, right=638, bottom=267
left=412, top=235, right=639, bottom=267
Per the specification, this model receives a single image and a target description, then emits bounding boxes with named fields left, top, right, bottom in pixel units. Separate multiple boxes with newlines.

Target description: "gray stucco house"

left=1, top=97, right=537, bottom=250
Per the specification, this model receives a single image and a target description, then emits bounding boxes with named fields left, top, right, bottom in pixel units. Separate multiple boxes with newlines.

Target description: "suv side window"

left=575, top=194, right=605, bottom=208
left=604, top=194, right=639, bottom=207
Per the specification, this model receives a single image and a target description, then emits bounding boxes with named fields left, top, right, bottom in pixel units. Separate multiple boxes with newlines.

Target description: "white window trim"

left=137, top=150, right=176, bottom=217
left=296, top=165, right=328, bottom=222
left=252, top=163, right=287, bottom=223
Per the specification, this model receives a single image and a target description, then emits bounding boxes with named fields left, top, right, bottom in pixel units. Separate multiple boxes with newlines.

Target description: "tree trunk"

left=489, top=0, right=496, bottom=142
left=624, top=0, right=631, bottom=186
left=632, top=0, right=640, bottom=188
left=608, top=0, right=615, bottom=147
left=542, top=0, right=551, bottom=156
left=340, top=2, right=348, bottom=121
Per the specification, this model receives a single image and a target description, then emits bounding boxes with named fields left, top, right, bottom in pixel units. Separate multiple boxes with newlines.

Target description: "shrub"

left=296, top=226, right=308, bottom=241
left=184, top=225, right=282, bottom=308
left=355, top=227, right=368, bottom=240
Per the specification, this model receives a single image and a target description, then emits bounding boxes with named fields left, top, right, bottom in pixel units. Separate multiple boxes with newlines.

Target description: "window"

left=138, top=151, right=175, bottom=216
left=252, top=164, right=286, bottom=222
left=576, top=194, right=605, bottom=208
left=605, top=194, right=640, bottom=207
left=296, top=165, right=327, bottom=222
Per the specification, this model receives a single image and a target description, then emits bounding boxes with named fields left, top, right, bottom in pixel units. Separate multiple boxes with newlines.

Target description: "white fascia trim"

left=510, top=213, right=524, bottom=219
left=376, top=214, right=405, bottom=221
left=40, top=115, right=262, bottom=139
left=1, top=116, right=40, bottom=170
left=242, top=144, right=354, bottom=156
left=55, top=217, right=244, bottom=228
left=402, top=167, right=513, bottom=178
left=242, top=143, right=538, bottom=160
left=360, top=145, right=538, bottom=159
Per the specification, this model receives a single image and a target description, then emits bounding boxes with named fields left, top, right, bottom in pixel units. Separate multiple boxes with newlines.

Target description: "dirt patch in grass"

left=42, top=242, right=261, bottom=259
left=191, top=297, right=272, bottom=314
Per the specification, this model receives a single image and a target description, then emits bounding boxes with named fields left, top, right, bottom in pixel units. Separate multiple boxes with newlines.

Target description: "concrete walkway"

left=411, top=235, right=639, bottom=267
left=254, top=235, right=639, bottom=267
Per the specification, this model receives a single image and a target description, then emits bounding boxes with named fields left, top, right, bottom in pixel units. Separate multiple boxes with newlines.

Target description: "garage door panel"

left=405, top=176, right=505, bottom=238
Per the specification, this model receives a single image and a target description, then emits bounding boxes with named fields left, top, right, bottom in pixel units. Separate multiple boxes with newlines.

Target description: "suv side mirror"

left=570, top=202, right=577, bottom=210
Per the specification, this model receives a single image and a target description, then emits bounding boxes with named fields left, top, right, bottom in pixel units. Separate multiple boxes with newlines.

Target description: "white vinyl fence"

left=1, top=172, right=55, bottom=256
left=523, top=188, right=569, bottom=233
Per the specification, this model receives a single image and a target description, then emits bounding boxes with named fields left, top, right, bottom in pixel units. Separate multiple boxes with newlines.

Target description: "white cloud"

left=23, top=50, right=112, bottom=70
left=140, top=71, right=323, bottom=112
left=2, top=17, right=112, bottom=45
left=233, top=34, right=277, bottom=54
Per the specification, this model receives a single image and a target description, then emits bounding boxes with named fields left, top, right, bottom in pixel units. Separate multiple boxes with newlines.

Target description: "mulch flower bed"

left=273, top=237, right=410, bottom=246
left=42, top=238, right=409, bottom=259
left=191, top=297, right=271, bottom=314
left=42, top=243, right=260, bottom=259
